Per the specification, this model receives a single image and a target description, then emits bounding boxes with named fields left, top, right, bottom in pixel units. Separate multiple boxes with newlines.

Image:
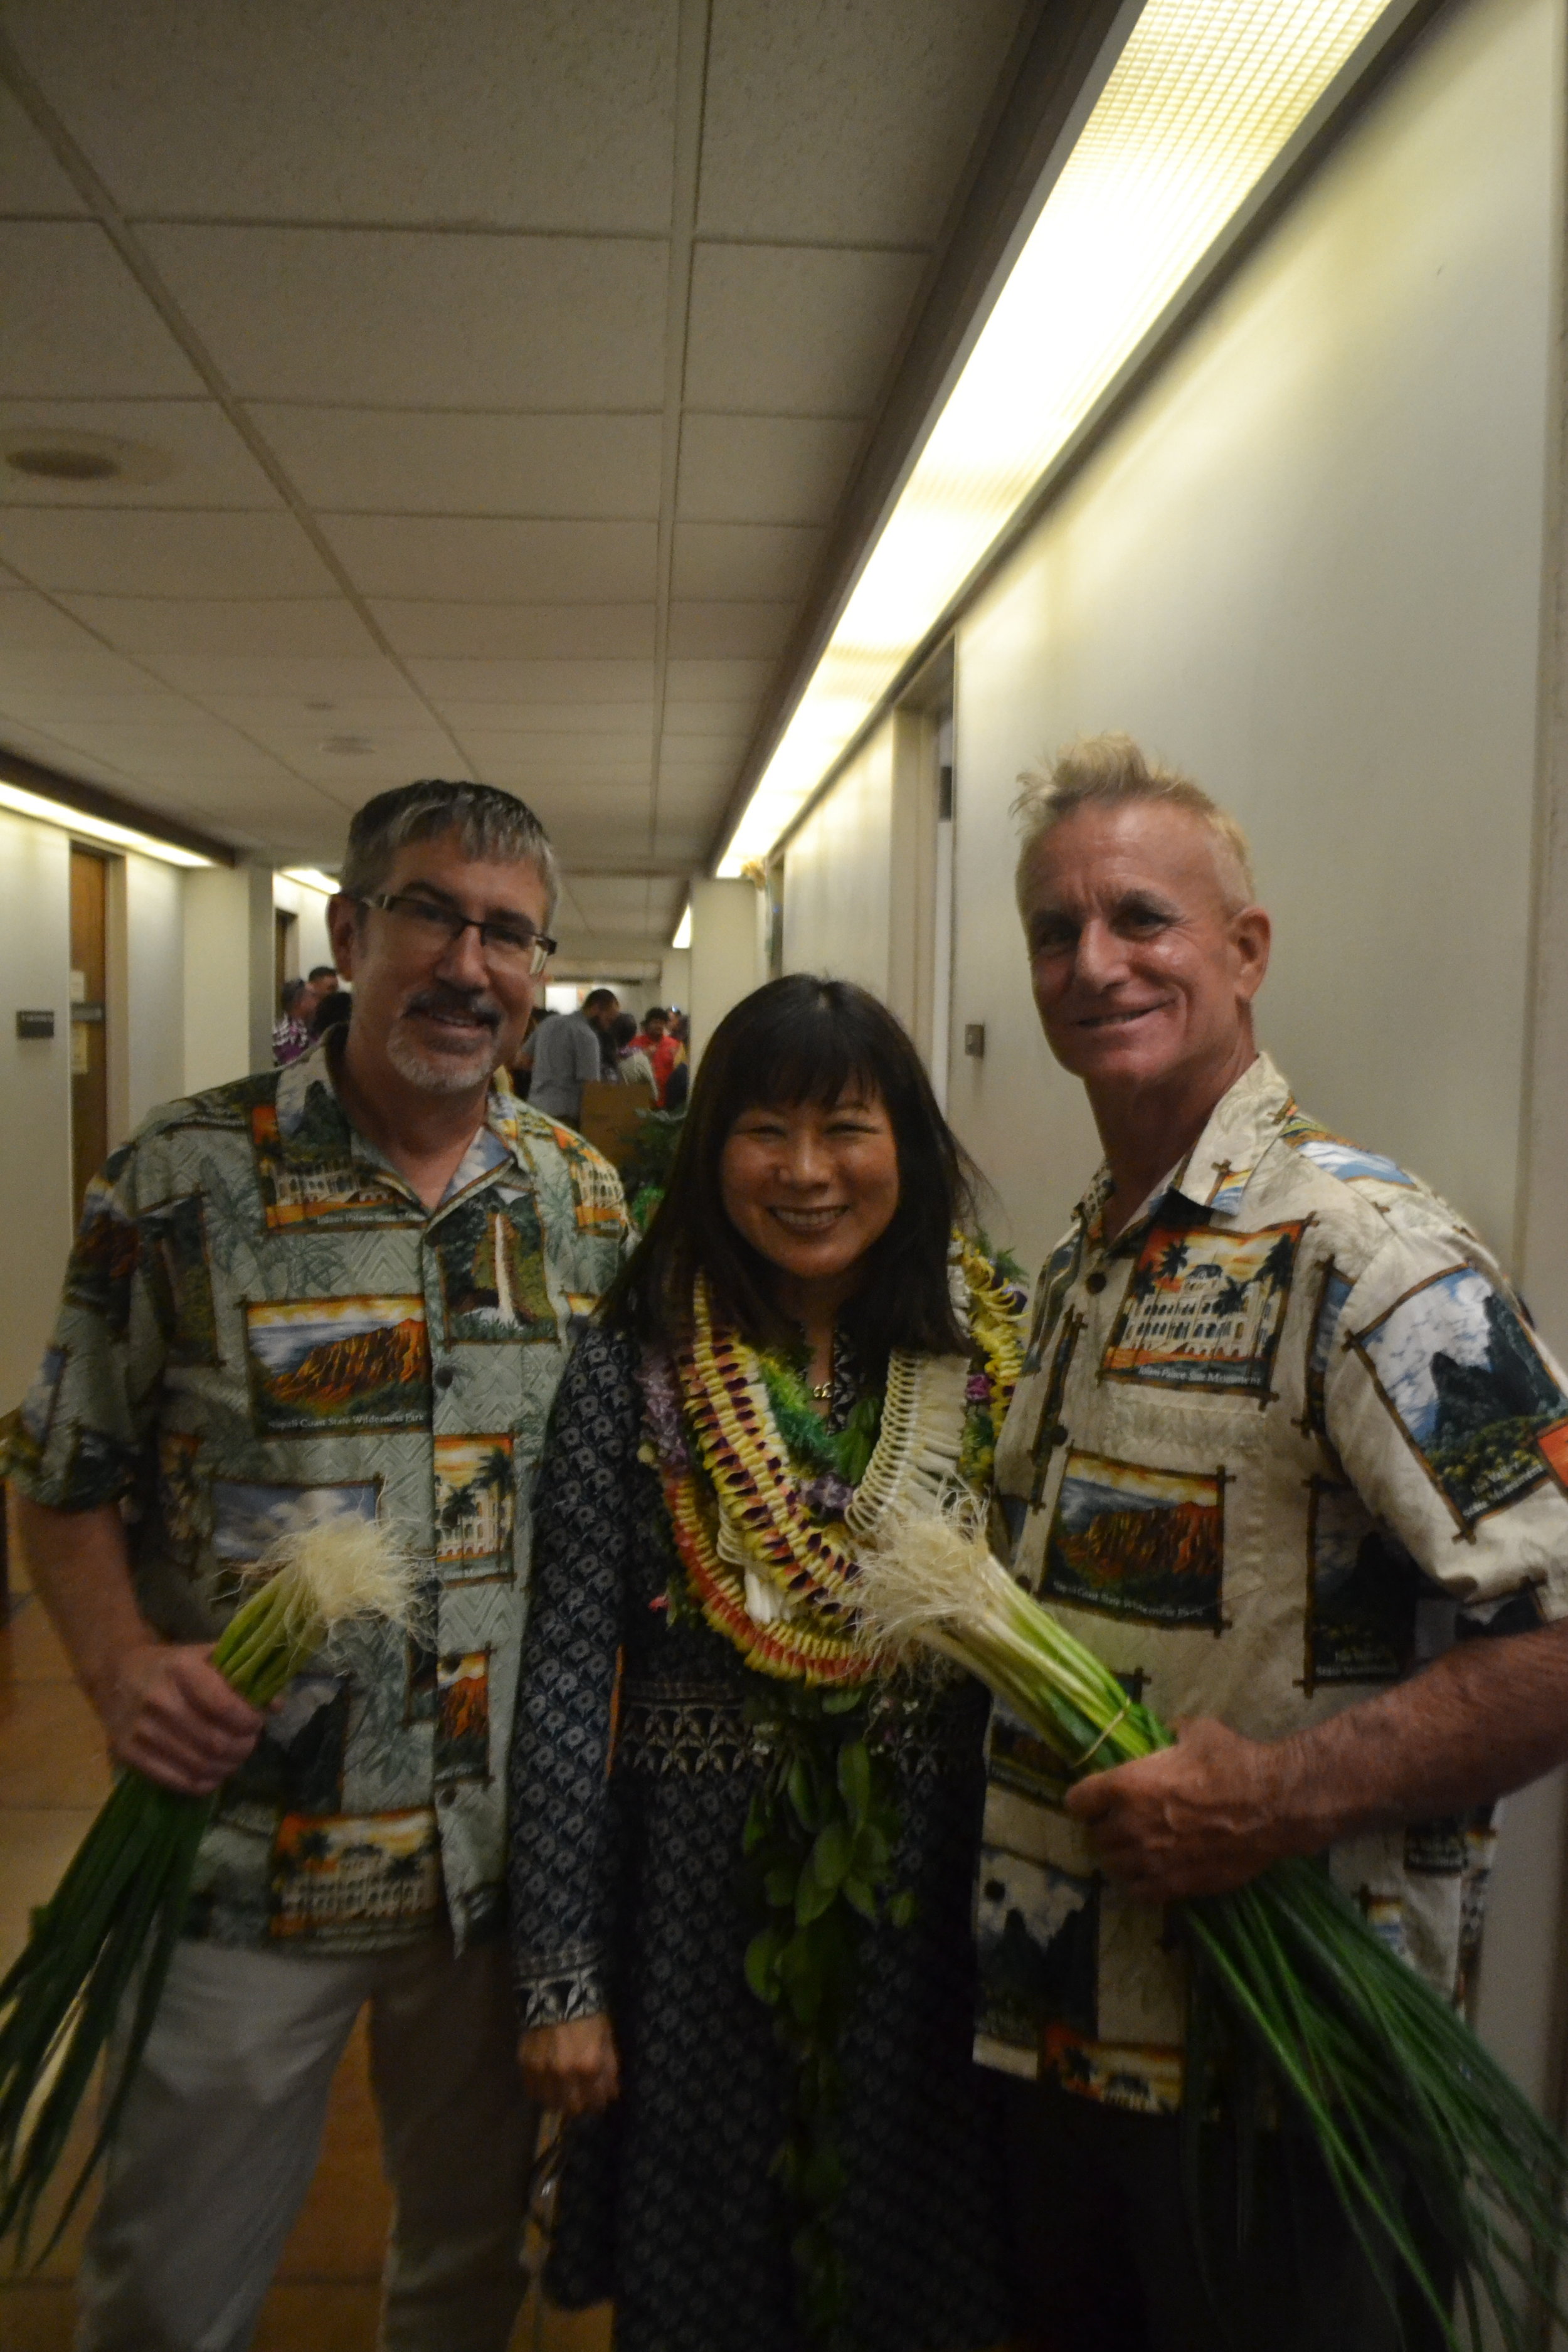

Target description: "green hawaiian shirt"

left=6, top=1039, right=631, bottom=1954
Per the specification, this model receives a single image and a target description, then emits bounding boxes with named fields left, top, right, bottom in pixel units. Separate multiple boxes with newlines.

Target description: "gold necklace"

left=808, top=1331, right=835, bottom=1402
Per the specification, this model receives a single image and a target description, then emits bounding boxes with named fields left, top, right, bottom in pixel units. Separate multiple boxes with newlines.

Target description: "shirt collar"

left=273, top=1037, right=533, bottom=1200
left=1073, top=1051, right=1293, bottom=1251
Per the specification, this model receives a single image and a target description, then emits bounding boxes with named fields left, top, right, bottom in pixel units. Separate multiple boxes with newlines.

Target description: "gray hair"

left=1013, top=733, right=1255, bottom=910
left=339, top=779, right=558, bottom=921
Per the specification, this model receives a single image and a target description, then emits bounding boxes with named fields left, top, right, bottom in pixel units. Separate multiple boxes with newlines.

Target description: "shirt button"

left=1046, top=1423, right=1069, bottom=1446
left=1085, top=1270, right=1108, bottom=1294
left=438, top=1787, right=457, bottom=1807
left=433, top=1364, right=457, bottom=1391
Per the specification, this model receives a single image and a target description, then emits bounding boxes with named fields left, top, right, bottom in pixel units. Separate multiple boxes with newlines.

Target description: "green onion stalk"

left=0, top=1517, right=422, bottom=2265
left=854, top=1509, right=1568, bottom=2350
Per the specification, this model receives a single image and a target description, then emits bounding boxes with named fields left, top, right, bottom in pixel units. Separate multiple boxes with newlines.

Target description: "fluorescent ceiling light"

left=719, top=0, right=1392, bottom=875
left=282, top=867, right=342, bottom=896
left=671, top=899, right=692, bottom=951
left=0, top=776, right=213, bottom=867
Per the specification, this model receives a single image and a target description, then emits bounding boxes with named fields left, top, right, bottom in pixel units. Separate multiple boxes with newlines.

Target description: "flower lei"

left=645, top=1235, right=1024, bottom=1685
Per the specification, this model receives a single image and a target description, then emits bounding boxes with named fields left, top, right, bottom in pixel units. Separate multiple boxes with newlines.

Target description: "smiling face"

left=327, top=830, right=548, bottom=1102
left=719, top=1090, right=901, bottom=1300
left=1019, top=800, right=1270, bottom=1106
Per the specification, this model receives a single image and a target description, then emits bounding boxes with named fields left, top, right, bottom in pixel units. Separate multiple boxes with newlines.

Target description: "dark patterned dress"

left=507, top=1322, right=1019, bottom=2352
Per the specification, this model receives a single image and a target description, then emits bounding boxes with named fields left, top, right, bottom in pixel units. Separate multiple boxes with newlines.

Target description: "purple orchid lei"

left=637, top=1345, right=691, bottom=1474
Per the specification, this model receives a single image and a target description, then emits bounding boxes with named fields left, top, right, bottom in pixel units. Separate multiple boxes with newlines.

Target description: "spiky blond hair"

left=1013, top=733, right=1256, bottom=911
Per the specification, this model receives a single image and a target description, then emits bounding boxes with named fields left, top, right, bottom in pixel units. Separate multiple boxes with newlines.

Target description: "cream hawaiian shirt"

left=981, top=1052, right=1568, bottom=2112
left=6, top=1039, right=630, bottom=1954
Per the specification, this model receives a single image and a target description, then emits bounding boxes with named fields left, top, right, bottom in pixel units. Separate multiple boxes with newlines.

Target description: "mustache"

left=400, top=983, right=502, bottom=1030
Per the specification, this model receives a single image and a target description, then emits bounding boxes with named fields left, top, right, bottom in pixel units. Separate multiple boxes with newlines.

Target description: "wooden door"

left=69, top=846, right=110, bottom=1223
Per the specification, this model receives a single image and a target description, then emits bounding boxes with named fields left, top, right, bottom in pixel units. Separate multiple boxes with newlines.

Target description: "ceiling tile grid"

left=0, top=0, right=1032, bottom=956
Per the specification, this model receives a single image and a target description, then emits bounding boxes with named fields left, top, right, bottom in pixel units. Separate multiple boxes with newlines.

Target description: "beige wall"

left=689, top=876, right=766, bottom=1068
left=948, top=0, right=1556, bottom=1279
left=0, top=810, right=72, bottom=1411
left=124, top=854, right=186, bottom=1130
left=783, top=724, right=896, bottom=996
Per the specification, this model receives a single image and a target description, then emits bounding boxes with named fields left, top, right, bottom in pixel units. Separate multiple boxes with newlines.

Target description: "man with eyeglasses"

left=528, top=984, right=622, bottom=1128
left=8, top=779, right=630, bottom=2352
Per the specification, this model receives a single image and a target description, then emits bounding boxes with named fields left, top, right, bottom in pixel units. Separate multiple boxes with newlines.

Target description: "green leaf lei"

left=741, top=1345, right=909, bottom=2346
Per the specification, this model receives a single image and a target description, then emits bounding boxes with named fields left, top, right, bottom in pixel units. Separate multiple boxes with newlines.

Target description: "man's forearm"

left=16, top=1495, right=156, bottom=1712
left=1273, top=1616, right=1568, bottom=1848
left=1068, top=1614, right=1568, bottom=1900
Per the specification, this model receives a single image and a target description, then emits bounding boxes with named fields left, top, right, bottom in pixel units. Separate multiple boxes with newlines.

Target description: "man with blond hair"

left=984, top=733, right=1568, bottom=2347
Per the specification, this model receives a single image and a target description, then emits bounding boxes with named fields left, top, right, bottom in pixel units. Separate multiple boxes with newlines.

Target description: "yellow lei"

left=659, top=1237, right=1024, bottom=1685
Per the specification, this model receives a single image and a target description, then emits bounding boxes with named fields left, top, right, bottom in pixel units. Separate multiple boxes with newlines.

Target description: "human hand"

left=519, top=2015, right=621, bottom=2117
left=95, top=1641, right=268, bottom=1796
left=1063, top=1717, right=1290, bottom=1902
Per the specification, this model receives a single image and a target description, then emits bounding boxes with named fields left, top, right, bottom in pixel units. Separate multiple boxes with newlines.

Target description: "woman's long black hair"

left=600, top=974, right=978, bottom=1360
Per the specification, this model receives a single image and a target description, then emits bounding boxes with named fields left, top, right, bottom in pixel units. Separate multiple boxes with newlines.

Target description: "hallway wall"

left=948, top=0, right=1556, bottom=1278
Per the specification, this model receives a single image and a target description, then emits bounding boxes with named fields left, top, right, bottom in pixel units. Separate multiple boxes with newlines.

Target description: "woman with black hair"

left=507, top=977, right=1024, bottom=2352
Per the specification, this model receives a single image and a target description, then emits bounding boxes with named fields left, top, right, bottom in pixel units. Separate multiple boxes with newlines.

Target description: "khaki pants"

left=77, top=1931, right=536, bottom=2352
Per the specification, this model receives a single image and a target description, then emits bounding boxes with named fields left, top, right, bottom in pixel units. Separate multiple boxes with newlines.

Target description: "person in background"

left=651, top=1009, right=687, bottom=1108
left=608, top=1010, right=655, bottom=1090
left=509, top=1002, right=552, bottom=1101
left=989, top=733, right=1568, bottom=2349
left=270, top=975, right=315, bottom=1064
left=530, top=985, right=620, bottom=1130
left=631, top=1005, right=667, bottom=1056
left=7, top=778, right=629, bottom=2352
left=310, top=985, right=352, bottom=1043
left=509, top=975, right=1022, bottom=2352
left=309, top=963, right=341, bottom=997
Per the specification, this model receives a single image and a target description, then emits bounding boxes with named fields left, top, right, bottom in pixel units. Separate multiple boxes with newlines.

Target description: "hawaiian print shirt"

left=5, top=1039, right=630, bottom=1955
left=981, top=1052, right=1568, bottom=2114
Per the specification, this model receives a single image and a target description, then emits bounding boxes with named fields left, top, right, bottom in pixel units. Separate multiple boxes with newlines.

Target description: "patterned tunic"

left=508, top=1323, right=1018, bottom=2352
left=982, top=1052, right=1568, bottom=2112
left=4, top=1038, right=630, bottom=1952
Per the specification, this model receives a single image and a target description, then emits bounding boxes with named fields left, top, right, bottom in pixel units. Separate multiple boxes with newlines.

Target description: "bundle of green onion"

left=0, top=1517, right=421, bottom=2264
left=856, top=1510, right=1568, bottom=2349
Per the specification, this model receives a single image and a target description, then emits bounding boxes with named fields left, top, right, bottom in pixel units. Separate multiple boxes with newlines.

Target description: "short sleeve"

left=1323, top=1226, right=1568, bottom=1622
left=3, top=1138, right=170, bottom=1511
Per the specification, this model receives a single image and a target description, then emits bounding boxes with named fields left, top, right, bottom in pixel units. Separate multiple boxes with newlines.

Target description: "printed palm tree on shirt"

left=438, top=1446, right=513, bottom=1548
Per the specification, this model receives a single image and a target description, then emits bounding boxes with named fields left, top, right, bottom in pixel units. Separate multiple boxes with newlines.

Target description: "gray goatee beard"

left=386, top=992, right=504, bottom=1096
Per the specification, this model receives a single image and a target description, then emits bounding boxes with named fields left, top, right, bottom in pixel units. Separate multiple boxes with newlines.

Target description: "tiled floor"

left=0, top=1557, right=612, bottom=2352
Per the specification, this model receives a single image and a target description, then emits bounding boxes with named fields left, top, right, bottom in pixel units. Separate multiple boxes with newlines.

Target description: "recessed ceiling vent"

left=1, top=430, right=175, bottom=487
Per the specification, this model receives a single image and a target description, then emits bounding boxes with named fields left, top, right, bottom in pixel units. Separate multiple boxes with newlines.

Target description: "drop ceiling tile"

left=667, top=600, right=797, bottom=660
left=0, top=717, right=138, bottom=788
left=0, top=509, right=338, bottom=598
left=657, top=750, right=741, bottom=789
left=4, top=1, right=679, bottom=233
left=698, top=0, right=1024, bottom=245
left=0, top=586, right=110, bottom=654
left=650, top=825, right=712, bottom=862
left=320, top=516, right=658, bottom=605
left=407, top=659, right=654, bottom=705
left=655, top=776, right=736, bottom=817
left=459, top=729, right=653, bottom=770
left=0, top=85, right=90, bottom=215
left=285, top=739, right=463, bottom=786
left=0, top=401, right=281, bottom=507
left=144, top=228, right=669, bottom=410
left=676, top=416, right=863, bottom=526
left=661, top=700, right=766, bottom=738
left=58, top=596, right=382, bottom=657
left=0, top=687, right=209, bottom=726
left=664, top=660, right=775, bottom=702
left=1, top=224, right=204, bottom=399
left=464, top=750, right=653, bottom=792
left=0, top=645, right=174, bottom=695
left=198, top=693, right=432, bottom=732
left=252, top=408, right=662, bottom=519
left=435, top=702, right=657, bottom=739
left=671, top=524, right=823, bottom=603
left=370, top=602, right=657, bottom=661
left=141, top=654, right=421, bottom=698
left=684, top=246, right=925, bottom=416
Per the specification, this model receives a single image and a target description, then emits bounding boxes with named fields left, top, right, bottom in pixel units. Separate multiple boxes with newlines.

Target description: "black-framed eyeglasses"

left=363, top=892, right=556, bottom=975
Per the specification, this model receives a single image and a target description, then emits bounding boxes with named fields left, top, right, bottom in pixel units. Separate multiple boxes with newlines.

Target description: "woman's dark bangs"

left=728, top=995, right=881, bottom=1115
